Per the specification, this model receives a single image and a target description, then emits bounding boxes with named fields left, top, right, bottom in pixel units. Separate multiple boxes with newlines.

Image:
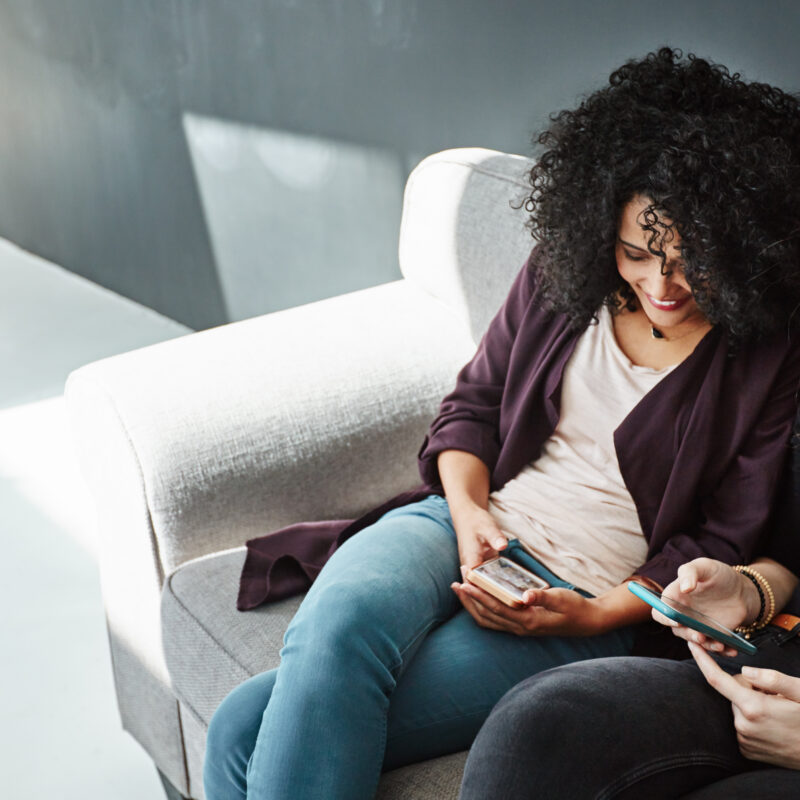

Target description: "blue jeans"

left=459, top=626, right=800, bottom=799
left=204, top=495, right=635, bottom=800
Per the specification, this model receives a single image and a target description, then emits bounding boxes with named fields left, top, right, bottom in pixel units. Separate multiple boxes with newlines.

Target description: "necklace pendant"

left=651, top=326, right=664, bottom=339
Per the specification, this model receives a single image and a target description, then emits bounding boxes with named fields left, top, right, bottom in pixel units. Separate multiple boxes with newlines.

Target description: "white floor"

left=0, top=238, right=191, bottom=799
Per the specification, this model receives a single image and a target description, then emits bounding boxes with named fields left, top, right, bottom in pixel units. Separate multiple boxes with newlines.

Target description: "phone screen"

left=472, top=557, right=549, bottom=600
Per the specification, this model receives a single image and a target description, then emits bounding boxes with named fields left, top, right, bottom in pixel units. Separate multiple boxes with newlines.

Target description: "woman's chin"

left=646, top=309, right=709, bottom=339
left=646, top=313, right=689, bottom=331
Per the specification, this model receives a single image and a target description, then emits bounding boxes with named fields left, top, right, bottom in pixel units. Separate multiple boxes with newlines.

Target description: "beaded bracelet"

left=741, top=568, right=766, bottom=621
left=733, top=566, right=776, bottom=639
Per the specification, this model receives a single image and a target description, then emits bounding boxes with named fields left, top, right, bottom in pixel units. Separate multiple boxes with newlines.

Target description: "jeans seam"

left=389, top=613, right=452, bottom=673
left=367, top=701, right=389, bottom=799
left=375, top=612, right=453, bottom=795
left=596, top=753, right=740, bottom=800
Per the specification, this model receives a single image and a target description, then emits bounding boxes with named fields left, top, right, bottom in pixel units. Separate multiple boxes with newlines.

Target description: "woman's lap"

left=205, top=495, right=634, bottom=798
left=209, top=604, right=635, bottom=779
left=384, top=602, right=633, bottom=768
left=459, top=650, right=800, bottom=800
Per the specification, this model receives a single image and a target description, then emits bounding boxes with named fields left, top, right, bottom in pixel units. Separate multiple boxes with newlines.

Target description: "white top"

left=487, top=306, right=676, bottom=596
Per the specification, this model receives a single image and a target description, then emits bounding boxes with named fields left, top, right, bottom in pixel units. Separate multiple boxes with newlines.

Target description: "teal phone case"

left=628, top=581, right=758, bottom=655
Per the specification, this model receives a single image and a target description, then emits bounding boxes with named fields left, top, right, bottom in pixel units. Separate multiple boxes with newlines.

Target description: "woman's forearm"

left=437, top=450, right=491, bottom=515
left=592, top=581, right=654, bottom=633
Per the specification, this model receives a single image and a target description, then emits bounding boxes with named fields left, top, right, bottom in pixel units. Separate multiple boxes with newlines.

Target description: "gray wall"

left=1, top=0, right=799, bottom=330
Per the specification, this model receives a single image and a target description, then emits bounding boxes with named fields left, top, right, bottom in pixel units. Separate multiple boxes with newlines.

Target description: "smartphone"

left=627, top=581, right=758, bottom=655
left=466, top=556, right=550, bottom=607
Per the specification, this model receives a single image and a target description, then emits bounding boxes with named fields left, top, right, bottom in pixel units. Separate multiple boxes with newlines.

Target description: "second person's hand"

left=655, top=558, right=757, bottom=656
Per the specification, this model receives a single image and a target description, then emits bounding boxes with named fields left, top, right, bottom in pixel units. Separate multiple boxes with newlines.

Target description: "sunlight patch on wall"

left=183, top=113, right=404, bottom=322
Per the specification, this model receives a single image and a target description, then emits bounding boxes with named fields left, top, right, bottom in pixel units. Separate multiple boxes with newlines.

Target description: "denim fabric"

left=459, top=626, right=800, bottom=800
left=204, top=495, right=635, bottom=800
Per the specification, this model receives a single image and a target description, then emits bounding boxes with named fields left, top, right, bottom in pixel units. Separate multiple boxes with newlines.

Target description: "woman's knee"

left=460, top=663, right=629, bottom=800
left=283, top=535, right=459, bottom=664
left=483, top=657, right=670, bottom=750
left=477, top=664, right=593, bottom=752
left=461, top=658, right=717, bottom=800
left=282, top=581, right=404, bottom=679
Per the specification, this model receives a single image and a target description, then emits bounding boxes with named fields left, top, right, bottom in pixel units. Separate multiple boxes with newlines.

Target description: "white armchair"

left=65, top=147, right=535, bottom=799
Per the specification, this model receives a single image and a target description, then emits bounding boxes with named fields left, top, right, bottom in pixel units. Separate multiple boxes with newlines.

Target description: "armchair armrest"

left=66, top=279, right=474, bottom=579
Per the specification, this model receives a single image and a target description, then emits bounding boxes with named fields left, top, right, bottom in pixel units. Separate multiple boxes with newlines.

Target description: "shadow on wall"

left=183, top=113, right=406, bottom=322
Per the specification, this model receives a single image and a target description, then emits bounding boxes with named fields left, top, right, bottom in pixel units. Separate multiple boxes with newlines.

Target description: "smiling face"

left=615, top=195, right=707, bottom=335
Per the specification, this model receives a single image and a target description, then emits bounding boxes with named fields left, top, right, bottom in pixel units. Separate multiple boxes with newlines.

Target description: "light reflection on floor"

left=0, top=238, right=189, bottom=799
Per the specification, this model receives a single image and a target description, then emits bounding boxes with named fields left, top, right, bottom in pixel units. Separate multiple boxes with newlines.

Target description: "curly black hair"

left=522, top=46, right=800, bottom=343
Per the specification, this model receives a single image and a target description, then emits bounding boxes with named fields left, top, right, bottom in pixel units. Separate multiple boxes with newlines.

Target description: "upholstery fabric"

left=163, top=548, right=300, bottom=725
left=399, top=148, right=534, bottom=342
left=65, top=147, right=537, bottom=797
left=67, top=279, right=476, bottom=576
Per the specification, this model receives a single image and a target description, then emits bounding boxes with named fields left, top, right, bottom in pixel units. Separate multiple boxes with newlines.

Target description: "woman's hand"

left=655, top=558, right=758, bottom=657
left=450, top=580, right=602, bottom=637
left=689, top=641, right=800, bottom=769
left=449, top=503, right=509, bottom=570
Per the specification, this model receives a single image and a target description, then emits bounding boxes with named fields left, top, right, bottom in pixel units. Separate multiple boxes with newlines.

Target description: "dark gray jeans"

left=459, top=625, right=800, bottom=799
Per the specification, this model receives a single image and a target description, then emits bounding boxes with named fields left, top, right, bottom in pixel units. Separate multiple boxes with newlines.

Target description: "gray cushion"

left=162, top=548, right=466, bottom=799
left=163, top=548, right=301, bottom=721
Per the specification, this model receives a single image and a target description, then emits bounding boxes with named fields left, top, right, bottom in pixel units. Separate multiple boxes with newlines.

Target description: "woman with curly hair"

left=204, top=47, right=800, bottom=800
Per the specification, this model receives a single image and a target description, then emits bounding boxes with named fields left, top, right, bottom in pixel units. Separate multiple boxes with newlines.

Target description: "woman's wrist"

left=437, top=450, right=491, bottom=519
left=732, top=566, right=776, bottom=635
left=592, top=583, right=653, bottom=634
left=445, top=495, right=487, bottom=518
left=582, top=598, right=609, bottom=635
left=737, top=569, right=763, bottom=626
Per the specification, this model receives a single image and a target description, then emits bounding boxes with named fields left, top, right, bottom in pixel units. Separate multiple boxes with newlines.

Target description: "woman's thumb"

left=677, top=562, right=701, bottom=594
left=491, top=531, right=508, bottom=551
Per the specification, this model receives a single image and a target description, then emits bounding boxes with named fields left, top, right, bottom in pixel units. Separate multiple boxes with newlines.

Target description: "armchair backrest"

left=398, top=148, right=536, bottom=344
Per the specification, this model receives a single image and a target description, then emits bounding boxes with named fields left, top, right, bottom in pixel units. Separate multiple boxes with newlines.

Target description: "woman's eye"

left=624, top=250, right=647, bottom=262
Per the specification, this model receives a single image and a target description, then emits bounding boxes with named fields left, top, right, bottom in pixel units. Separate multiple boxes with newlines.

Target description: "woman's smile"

left=644, top=293, right=690, bottom=312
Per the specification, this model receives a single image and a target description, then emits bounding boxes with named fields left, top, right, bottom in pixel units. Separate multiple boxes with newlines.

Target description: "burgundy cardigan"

left=238, top=249, right=800, bottom=615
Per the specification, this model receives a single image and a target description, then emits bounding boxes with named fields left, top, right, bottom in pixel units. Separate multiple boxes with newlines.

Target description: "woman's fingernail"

left=494, top=538, right=506, bottom=549
left=680, top=580, right=691, bottom=592
left=460, top=565, right=467, bottom=578
left=742, top=666, right=757, bottom=677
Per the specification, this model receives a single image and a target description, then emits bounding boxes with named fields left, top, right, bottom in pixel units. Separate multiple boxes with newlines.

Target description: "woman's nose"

left=645, top=267, right=675, bottom=298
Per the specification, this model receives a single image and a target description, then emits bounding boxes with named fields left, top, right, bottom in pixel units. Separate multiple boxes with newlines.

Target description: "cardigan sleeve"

left=417, top=249, right=539, bottom=488
left=633, top=345, right=800, bottom=590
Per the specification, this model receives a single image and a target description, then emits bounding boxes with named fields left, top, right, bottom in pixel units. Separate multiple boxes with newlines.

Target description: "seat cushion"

left=162, top=547, right=466, bottom=799
left=162, top=547, right=302, bottom=724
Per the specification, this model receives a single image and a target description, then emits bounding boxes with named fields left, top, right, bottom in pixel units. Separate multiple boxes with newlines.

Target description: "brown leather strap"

left=770, top=613, right=800, bottom=632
